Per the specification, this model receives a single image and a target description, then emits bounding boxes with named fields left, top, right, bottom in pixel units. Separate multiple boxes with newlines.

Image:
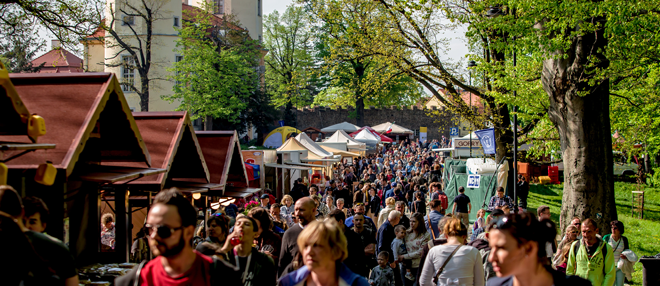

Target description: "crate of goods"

left=538, top=176, right=552, bottom=184
left=548, top=166, right=560, bottom=184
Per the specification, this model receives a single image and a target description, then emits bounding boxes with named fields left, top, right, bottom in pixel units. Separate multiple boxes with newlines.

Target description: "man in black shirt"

left=328, top=209, right=365, bottom=276
left=289, top=178, right=307, bottom=202
left=0, top=186, right=79, bottom=286
left=452, top=186, right=471, bottom=228
left=278, top=197, right=316, bottom=277
left=353, top=213, right=377, bottom=275
left=395, top=201, right=410, bottom=229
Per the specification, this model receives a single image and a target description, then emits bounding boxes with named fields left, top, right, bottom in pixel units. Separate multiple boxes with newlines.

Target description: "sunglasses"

left=145, top=223, right=183, bottom=239
left=569, top=231, right=579, bottom=234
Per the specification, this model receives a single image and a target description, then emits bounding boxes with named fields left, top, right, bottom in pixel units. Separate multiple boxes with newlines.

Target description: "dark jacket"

left=376, top=220, right=396, bottom=263
left=223, top=247, right=277, bottom=286
left=278, top=224, right=304, bottom=277
left=344, top=228, right=366, bottom=276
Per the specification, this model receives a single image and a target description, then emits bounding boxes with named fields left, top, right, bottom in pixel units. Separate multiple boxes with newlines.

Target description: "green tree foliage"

left=300, top=0, right=425, bottom=126
left=0, top=12, right=45, bottom=73
left=166, top=2, right=260, bottom=124
left=0, top=0, right=102, bottom=51
left=263, top=6, right=321, bottom=126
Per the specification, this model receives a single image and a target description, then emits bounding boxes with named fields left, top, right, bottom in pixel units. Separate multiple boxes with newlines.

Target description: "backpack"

left=438, top=193, right=448, bottom=210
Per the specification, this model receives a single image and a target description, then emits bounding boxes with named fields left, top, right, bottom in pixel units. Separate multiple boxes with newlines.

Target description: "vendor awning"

left=264, top=163, right=312, bottom=171
left=319, top=145, right=359, bottom=157
left=222, top=187, right=261, bottom=198
left=284, top=162, right=326, bottom=169
left=72, top=165, right=166, bottom=183
left=196, top=131, right=250, bottom=194
left=300, top=158, right=341, bottom=162
left=170, top=182, right=222, bottom=193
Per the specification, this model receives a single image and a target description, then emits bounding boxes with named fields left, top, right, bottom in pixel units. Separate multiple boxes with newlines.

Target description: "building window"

left=121, top=55, right=135, bottom=92
left=122, top=15, right=135, bottom=26
left=257, top=0, right=262, bottom=16
left=175, top=55, right=184, bottom=86
left=214, top=0, right=224, bottom=14
left=173, top=16, right=180, bottom=27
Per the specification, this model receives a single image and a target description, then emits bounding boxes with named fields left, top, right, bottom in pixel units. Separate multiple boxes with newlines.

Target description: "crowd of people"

left=0, top=139, right=640, bottom=286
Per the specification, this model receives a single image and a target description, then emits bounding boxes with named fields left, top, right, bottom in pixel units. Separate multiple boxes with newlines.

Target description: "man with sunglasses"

left=116, top=188, right=239, bottom=286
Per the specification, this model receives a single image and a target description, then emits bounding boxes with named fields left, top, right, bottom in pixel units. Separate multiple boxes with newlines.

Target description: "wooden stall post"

left=115, top=188, right=129, bottom=262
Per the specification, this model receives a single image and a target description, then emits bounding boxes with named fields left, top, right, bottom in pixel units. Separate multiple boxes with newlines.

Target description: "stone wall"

left=293, top=106, right=456, bottom=141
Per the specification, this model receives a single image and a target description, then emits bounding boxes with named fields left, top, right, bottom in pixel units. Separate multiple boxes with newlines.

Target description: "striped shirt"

left=607, top=236, right=625, bottom=264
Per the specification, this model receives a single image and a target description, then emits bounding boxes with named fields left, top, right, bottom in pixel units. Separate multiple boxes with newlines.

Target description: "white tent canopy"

left=353, top=128, right=380, bottom=143
left=295, top=132, right=334, bottom=158
left=324, top=130, right=366, bottom=148
left=460, top=132, right=478, bottom=139
left=371, top=122, right=414, bottom=134
left=320, top=121, right=360, bottom=133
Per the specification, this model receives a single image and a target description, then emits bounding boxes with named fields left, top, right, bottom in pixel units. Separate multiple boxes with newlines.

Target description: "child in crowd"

left=370, top=252, right=395, bottom=286
left=473, top=209, right=486, bottom=231
left=391, top=225, right=414, bottom=281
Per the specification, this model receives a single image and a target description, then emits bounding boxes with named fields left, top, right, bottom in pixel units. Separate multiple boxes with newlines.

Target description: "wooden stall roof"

left=112, top=112, right=211, bottom=191
left=0, top=73, right=151, bottom=177
left=195, top=131, right=249, bottom=193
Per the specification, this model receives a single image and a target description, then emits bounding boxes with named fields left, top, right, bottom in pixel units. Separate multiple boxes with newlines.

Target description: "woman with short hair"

left=278, top=220, right=369, bottom=286
left=603, top=220, right=632, bottom=286
left=419, top=217, right=484, bottom=286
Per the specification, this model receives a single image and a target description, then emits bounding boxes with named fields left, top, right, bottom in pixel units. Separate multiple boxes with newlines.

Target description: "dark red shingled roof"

left=123, top=112, right=210, bottom=190
left=31, top=48, right=83, bottom=73
left=196, top=131, right=249, bottom=190
left=0, top=73, right=151, bottom=177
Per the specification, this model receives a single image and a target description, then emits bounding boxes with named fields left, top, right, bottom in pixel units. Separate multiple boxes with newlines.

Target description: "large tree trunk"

left=355, top=97, right=365, bottom=127
left=541, top=15, right=615, bottom=235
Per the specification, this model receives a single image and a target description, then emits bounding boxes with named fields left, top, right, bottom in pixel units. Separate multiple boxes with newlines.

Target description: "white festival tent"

left=324, top=130, right=366, bottom=148
left=353, top=128, right=380, bottom=143
left=371, top=122, right=414, bottom=134
left=295, top=132, right=334, bottom=158
left=320, top=121, right=360, bottom=133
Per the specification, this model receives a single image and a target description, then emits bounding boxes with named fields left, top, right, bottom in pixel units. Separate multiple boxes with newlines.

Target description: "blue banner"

left=278, top=120, right=285, bottom=127
left=474, top=128, right=496, bottom=154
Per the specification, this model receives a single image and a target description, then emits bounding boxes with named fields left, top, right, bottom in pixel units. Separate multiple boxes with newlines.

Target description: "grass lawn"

left=526, top=181, right=660, bottom=285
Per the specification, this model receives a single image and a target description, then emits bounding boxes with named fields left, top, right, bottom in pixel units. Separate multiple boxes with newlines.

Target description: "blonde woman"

left=281, top=195, right=294, bottom=218
left=377, top=197, right=396, bottom=229
left=278, top=220, right=369, bottom=286
left=474, top=209, right=486, bottom=231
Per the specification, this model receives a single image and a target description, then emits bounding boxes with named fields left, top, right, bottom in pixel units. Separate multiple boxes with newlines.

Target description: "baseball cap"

left=260, top=194, right=269, bottom=199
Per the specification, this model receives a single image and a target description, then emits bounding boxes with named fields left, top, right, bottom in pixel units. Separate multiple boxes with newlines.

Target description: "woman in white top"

left=420, top=217, right=485, bottom=286
left=377, top=197, right=396, bottom=229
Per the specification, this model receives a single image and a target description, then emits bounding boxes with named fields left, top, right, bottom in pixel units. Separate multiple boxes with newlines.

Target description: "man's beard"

left=151, top=233, right=186, bottom=258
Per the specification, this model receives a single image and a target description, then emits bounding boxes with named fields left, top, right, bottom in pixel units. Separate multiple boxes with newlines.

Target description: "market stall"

left=0, top=72, right=166, bottom=268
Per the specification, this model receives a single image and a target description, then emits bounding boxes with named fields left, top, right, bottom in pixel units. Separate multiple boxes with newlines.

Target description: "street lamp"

left=486, top=5, right=519, bottom=213
left=468, top=60, right=477, bottom=157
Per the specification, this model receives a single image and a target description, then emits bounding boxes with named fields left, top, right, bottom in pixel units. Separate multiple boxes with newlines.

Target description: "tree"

left=0, top=0, right=102, bottom=51
left=302, top=0, right=425, bottom=126
left=99, top=0, right=171, bottom=111
left=264, top=6, right=320, bottom=127
left=167, top=2, right=259, bottom=126
left=0, top=11, right=45, bottom=73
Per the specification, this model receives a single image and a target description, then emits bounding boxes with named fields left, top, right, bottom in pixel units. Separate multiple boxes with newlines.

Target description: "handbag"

left=433, top=245, right=462, bottom=285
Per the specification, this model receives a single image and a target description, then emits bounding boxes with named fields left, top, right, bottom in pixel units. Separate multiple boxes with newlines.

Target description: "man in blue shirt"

left=346, top=203, right=377, bottom=233
left=487, top=186, right=514, bottom=211
left=424, top=199, right=444, bottom=239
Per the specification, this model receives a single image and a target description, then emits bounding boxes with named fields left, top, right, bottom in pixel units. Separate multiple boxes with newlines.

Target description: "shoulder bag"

left=433, top=245, right=462, bottom=285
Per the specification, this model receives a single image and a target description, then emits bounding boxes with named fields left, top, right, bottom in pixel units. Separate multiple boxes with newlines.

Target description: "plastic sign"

left=450, top=127, right=459, bottom=137
left=467, top=174, right=481, bottom=188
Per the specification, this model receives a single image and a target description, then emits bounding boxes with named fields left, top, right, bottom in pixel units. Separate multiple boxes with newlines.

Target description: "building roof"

left=0, top=73, right=152, bottom=177
left=195, top=131, right=249, bottom=190
left=124, top=112, right=211, bottom=190
left=31, top=48, right=83, bottom=73
left=182, top=3, right=241, bottom=30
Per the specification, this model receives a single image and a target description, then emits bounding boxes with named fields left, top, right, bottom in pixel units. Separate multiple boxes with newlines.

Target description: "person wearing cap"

left=260, top=194, right=271, bottom=209
left=325, top=180, right=338, bottom=198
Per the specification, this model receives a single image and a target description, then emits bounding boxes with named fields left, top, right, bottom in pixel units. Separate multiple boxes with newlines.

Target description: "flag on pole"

left=385, top=122, right=394, bottom=134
